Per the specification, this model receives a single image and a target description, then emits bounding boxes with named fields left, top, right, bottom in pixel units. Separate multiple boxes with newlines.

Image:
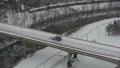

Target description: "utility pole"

left=98, top=29, right=100, bottom=39
left=87, top=34, right=88, bottom=40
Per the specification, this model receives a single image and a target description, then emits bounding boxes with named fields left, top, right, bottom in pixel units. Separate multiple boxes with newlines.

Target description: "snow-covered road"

left=0, top=18, right=120, bottom=68
left=0, top=22, right=120, bottom=64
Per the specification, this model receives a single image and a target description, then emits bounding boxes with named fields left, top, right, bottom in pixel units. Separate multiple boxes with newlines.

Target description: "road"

left=0, top=23, right=120, bottom=65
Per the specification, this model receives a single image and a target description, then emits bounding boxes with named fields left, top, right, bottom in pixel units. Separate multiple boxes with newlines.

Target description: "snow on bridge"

left=0, top=23, right=120, bottom=66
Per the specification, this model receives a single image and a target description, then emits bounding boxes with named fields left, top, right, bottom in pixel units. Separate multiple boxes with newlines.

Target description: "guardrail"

left=0, top=23, right=120, bottom=65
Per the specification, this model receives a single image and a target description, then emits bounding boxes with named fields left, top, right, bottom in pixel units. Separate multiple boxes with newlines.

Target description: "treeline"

left=43, top=12, right=120, bottom=34
left=0, top=0, right=19, bottom=10
left=30, top=7, right=120, bottom=28
left=20, top=0, right=81, bottom=7
left=30, top=5, right=120, bottom=34
left=0, top=0, right=81, bottom=11
left=1, top=0, right=119, bottom=11
left=106, top=20, right=120, bottom=35
left=0, top=34, right=46, bottom=68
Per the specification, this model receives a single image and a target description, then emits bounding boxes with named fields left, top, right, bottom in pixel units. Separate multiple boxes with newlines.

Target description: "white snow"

left=70, top=18, right=120, bottom=46
left=14, top=47, right=117, bottom=68
left=13, top=17, right=120, bottom=68
left=0, top=22, right=120, bottom=60
left=14, top=47, right=67, bottom=68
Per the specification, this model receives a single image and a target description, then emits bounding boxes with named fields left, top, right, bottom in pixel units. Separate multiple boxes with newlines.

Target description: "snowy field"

left=14, top=18, right=120, bottom=68
left=70, top=18, right=120, bottom=46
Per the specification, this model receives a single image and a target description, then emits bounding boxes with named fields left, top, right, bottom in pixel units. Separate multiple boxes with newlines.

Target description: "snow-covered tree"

left=106, top=20, right=120, bottom=35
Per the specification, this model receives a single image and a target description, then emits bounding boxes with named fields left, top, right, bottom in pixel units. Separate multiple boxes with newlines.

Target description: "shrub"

left=106, top=20, right=120, bottom=35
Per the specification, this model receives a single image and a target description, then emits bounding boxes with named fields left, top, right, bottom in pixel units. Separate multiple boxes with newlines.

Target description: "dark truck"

left=51, top=35, right=62, bottom=41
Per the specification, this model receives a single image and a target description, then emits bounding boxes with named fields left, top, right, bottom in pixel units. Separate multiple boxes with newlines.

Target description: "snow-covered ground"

left=70, top=18, right=120, bottom=46
left=14, top=18, right=120, bottom=68
left=14, top=47, right=68, bottom=68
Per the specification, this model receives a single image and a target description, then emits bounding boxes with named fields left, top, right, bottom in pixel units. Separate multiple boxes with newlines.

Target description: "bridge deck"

left=0, top=23, right=120, bottom=64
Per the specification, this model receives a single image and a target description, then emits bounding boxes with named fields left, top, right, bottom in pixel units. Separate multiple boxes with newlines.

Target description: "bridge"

left=0, top=23, right=120, bottom=68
